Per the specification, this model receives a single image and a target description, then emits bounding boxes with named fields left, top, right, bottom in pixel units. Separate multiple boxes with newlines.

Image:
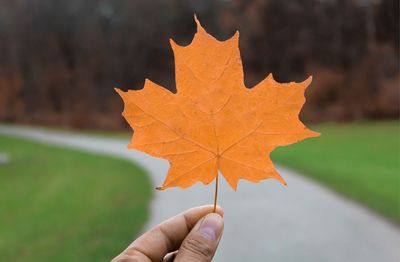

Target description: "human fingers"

left=174, top=212, right=224, bottom=262
left=112, top=205, right=223, bottom=262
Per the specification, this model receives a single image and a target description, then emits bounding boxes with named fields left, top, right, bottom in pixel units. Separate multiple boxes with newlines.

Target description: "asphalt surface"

left=1, top=124, right=399, bottom=262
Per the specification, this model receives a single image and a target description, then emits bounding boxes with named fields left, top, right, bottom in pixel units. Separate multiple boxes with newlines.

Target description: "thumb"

left=174, top=213, right=224, bottom=262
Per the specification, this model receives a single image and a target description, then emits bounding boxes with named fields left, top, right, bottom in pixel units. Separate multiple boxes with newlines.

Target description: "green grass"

left=0, top=135, right=152, bottom=261
left=271, top=121, right=400, bottom=223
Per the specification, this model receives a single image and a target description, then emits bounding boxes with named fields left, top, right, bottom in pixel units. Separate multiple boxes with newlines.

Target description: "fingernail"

left=198, top=213, right=223, bottom=241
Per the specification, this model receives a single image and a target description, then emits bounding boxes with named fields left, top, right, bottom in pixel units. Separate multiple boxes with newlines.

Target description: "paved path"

left=1, top=124, right=399, bottom=262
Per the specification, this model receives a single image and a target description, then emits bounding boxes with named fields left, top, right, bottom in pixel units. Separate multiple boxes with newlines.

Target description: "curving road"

left=1, top=124, right=399, bottom=262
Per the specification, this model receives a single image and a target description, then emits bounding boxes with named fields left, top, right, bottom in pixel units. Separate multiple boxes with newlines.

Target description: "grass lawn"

left=0, top=135, right=152, bottom=261
left=271, top=121, right=400, bottom=223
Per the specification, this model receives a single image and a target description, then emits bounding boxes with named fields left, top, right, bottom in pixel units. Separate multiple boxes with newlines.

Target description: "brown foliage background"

left=0, top=0, right=398, bottom=129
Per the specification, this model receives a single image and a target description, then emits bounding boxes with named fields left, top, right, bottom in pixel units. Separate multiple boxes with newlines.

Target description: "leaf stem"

left=213, top=173, right=219, bottom=213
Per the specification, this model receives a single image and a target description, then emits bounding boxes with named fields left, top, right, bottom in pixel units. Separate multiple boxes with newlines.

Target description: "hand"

left=112, top=205, right=224, bottom=262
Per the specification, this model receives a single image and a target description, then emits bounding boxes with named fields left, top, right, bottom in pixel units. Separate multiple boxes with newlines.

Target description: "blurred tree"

left=0, top=0, right=398, bottom=129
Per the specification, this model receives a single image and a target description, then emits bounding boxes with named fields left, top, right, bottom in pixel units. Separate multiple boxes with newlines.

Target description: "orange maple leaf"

left=116, top=16, right=319, bottom=191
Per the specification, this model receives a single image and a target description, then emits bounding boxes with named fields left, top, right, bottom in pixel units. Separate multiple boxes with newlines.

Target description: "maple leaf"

left=116, top=16, right=319, bottom=191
